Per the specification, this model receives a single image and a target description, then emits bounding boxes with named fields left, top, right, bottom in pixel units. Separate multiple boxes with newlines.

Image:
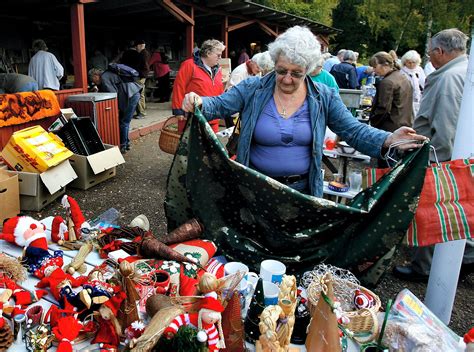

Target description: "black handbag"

left=226, top=116, right=240, bottom=157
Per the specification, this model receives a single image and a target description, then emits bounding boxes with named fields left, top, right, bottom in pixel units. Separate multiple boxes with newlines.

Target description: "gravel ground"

left=24, top=130, right=473, bottom=337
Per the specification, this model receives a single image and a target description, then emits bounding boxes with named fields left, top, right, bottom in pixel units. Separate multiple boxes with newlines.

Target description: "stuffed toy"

left=92, top=291, right=126, bottom=349
left=0, top=216, right=63, bottom=278
left=163, top=291, right=226, bottom=351
left=61, top=195, right=90, bottom=239
left=36, top=267, right=88, bottom=311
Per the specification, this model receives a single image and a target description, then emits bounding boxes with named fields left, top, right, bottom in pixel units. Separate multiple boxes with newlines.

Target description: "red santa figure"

left=61, top=195, right=90, bottom=239
left=0, top=216, right=63, bottom=278
left=164, top=291, right=226, bottom=351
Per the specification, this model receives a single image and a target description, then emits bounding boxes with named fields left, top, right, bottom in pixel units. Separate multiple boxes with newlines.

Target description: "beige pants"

left=137, top=77, right=146, bottom=115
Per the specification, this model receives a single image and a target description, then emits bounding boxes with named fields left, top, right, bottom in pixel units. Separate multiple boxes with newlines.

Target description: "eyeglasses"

left=275, top=68, right=305, bottom=79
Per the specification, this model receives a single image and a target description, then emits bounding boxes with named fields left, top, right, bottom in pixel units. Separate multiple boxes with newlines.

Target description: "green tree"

left=357, top=0, right=473, bottom=59
left=256, top=0, right=339, bottom=25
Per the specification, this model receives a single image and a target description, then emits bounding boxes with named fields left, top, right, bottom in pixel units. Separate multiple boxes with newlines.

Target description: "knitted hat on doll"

left=61, top=195, right=90, bottom=237
left=0, top=216, right=48, bottom=249
left=197, top=291, right=226, bottom=348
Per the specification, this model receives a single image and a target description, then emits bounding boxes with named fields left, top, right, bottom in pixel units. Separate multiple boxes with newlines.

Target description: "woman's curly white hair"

left=268, top=26, right=321, bottom=74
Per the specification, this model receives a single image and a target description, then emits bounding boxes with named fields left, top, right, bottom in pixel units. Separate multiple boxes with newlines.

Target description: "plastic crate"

left=56, top=117, right=105, bottom=156
left=339, top=89, right=363, bottom=109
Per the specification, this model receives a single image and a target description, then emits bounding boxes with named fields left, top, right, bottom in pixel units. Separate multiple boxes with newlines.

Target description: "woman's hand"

left=383, top=126, right=428, bottom=150
left=182, top=92, right=202, bottom=112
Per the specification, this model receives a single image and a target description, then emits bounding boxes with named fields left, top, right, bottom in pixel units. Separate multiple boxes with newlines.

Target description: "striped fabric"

left=364, top=159, right=474, bottom=247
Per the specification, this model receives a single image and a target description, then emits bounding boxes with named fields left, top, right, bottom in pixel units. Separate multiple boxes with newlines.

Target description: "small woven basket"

left=159, top=116, right=182, bottom=154
left=307, top=280, right=381, bottom=342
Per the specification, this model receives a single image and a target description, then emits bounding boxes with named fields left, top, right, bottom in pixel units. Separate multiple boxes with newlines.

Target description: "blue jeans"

left=288, top=178, right=310, bottom=195
left=119, top=92, right=140, bottom=148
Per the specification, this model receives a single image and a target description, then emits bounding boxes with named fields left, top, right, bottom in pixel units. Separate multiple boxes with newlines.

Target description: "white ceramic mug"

left=259, top=259, right=286, bottom=284
left=263, top=281, right=280, bottom=306
left=224, top=261, right=258, bottom=290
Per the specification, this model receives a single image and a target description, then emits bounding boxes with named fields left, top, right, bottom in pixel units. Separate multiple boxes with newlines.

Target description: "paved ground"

left=22, top=119, right=473, bottom=338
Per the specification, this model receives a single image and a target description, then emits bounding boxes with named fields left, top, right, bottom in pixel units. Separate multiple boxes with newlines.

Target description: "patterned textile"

left=364, top=159, right=474, bottom=247
left=0, top=90, right=60, bottom=127
left=165, top=109, right=429, bottom=286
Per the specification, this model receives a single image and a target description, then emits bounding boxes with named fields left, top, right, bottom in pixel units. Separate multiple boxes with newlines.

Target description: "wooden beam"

left=224, top=3, right=250, bottom=11
left=161, top=0, right=194, bottom=25
left=228, top=19, right=256, bottom=32
left=258, top=21, right=277, bottom=37
left=221, top=15, right=228, bottom=57
left=206, top=0, right=232, bottom=7
left=70, top=3, right=87, bottom=91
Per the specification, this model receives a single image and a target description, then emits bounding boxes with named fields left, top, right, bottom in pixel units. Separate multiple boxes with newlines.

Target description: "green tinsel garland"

left=153, top=326, right=208, bottom=352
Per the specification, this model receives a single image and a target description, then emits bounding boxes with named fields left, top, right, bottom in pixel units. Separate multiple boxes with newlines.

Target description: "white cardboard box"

left=8, top=160, right=77, bottom=211
left=68, top=144, right=125, bottom=190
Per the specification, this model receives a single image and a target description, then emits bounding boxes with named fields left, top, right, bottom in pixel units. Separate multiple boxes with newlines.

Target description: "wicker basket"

left=159, top=116, right=182, bottom=154
left=307, top=280, right=381, bottom=342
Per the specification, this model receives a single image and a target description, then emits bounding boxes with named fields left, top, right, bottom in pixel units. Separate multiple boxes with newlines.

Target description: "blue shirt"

left=250, top=98, right=311, bottom=176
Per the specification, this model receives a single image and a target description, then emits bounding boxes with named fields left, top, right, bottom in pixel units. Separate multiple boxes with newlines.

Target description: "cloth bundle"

left=165, top=109, right=429, bottom=287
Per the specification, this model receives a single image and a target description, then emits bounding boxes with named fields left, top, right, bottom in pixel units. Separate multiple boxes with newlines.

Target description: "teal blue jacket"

left=201, top=73, right=390, bottom=197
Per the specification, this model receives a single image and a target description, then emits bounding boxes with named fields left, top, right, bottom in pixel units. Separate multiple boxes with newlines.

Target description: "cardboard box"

left=0, top=170, right=20, bottom=224
left=1, top=125, right=73, bottom=173
left=12, top=160, right=77, bottom=211
left=68, top=144, right=125, bottom=190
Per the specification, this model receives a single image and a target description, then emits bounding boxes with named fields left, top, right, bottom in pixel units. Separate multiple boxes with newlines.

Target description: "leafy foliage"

left=256, top=0, right=339, bottom=25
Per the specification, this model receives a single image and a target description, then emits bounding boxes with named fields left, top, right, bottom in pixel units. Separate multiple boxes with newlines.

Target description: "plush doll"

left=36, top=267, right=88, bottom=311
left=61, top=195, right=90, bottom=240
left=163, top=291, right=226, bottom=351
left=0, top=216, right=63, bottom=279
left=92, top=291, right=127, bottom=349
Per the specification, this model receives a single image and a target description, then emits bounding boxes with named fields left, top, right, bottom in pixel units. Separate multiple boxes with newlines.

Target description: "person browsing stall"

left=181, top=26, right=427, bottom=197
left=225, top=52, right=274, bottom=91
left=172, top=39, right=226, bottom=133
left=368, top=51, right=414, bottom=133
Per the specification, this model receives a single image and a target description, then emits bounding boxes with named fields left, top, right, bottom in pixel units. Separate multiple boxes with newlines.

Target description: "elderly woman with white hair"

left=225, top=51, right=274, bottom=90
left=181, top=26, right=426, bottom=197
left=400, top=50, right=426, bottom=115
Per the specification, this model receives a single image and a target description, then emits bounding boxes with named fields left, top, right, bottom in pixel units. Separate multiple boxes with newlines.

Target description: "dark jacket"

left=369, top=70, right=414, bottom=132
left=330, top=62, right=358, bottom=89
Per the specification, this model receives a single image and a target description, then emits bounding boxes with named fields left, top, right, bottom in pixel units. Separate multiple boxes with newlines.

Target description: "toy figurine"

left=163, top=291, right=226, bottom=351
left=0, top=216, right=64, bottom=279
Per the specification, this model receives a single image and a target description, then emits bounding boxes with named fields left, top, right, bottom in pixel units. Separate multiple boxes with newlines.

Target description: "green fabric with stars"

left=165, top=109, right=429, bottom=287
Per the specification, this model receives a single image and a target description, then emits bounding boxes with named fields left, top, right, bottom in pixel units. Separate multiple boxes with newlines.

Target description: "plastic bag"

left=382, top=289, right=465, bottom=351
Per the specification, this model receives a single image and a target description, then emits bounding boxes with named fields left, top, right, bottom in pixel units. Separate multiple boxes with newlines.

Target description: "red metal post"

left=71, top=3, right=88, bottom=91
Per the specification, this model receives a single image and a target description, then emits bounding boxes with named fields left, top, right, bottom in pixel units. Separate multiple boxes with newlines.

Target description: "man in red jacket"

left=172, top=39, right=226, bottom=133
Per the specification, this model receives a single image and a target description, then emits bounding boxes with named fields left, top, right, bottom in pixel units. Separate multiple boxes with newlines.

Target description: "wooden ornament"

left=118, top=261, right=141, bottom=332
left=63, top=242, right=93, bottom=274
left=305, top=273, right=341, bottom=352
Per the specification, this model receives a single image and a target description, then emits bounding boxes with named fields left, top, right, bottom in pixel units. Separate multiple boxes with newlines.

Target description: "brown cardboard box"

left=11, top=160, right=77, bottom=211
left=68, top=144, right=125, bottom=190
left=0, top=170, right=20, bottom=224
